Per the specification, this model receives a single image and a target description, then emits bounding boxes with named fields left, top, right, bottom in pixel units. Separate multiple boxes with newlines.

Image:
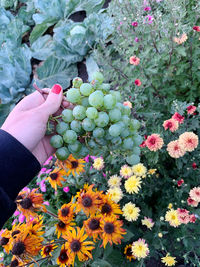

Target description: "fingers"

left=35, top=84, right=63, bottom=117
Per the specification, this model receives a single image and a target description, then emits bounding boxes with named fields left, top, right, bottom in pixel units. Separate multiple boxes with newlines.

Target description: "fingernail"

left=51, top=84, right=62, bottom=94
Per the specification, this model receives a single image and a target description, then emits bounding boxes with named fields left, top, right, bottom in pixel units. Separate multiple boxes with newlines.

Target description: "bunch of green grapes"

left=49, top=72, right=142, bottom=165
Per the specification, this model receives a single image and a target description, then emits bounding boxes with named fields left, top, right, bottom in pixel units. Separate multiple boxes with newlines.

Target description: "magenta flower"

left=14, top=210, right=20, bottom=216
left=46, top=169, right=52, bottom=174
left=12, top=219, right=18, bottom=225
left=40, top=180, right=46, bottom=192
left=43, top=201, right=50, bottom=206
left=131, top=21, right=138, bottom=27
left=144, top=6, right=151, bottom=11
left=19, top=213, right=25, bottom=223
left=84, top=155, right=90, bottom=163
left=145, top=15, right=154, bottom=24
left=134, top=37, right=139, bottom=42
left=63, top=186, right=70, bottom=193
left=43, top=156, right=53, bottom=166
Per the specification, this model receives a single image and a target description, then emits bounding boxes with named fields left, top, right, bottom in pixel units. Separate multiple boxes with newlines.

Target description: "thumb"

left=37, top=84, right=63, bottom=116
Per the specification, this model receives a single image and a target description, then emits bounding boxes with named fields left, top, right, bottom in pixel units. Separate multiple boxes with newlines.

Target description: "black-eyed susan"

left=75, top=184, right=101, bottom=216
left=57, top=154, right=85, bottom=176
left=41, top=240, right=57, bottom=258
left=100, top=195, right=122, bottom=217
left=46, top=168, right=66, bottom=191
left=63, top=227, right=95, bottom=265
left=124, top=244, right=136, bottom=261
left=16, top=188, right=46, bottom=219
left=55, top=220, right=75, bottom=238
left=100, top=215, right=126, bottom=248
left=10, top=256, right=23, bottom=267
left=57, top=245, right=72, bottom=267
left=10, top=229, right=43, bottom=262
left=83, top=215, right=102, bottom=242
left=58, top=202, right=75, bottom=224
left=0, top=228, right=11, bottom=254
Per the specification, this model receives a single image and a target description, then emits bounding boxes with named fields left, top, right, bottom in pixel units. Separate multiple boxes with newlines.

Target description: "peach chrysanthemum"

left=123, top=101, right=132, bottom=108
left=179, top=132, right=199, bottom=152
left=187, top=105, right=196, bottom=115
left=189, top=187, right=200, bottom=202
left=173, top=33, right=188, bottom=44
left=187, top=197, right=198, bottom=207
left=163, top=119, right=179, bottom=132
left=167, top=140, right=186, bottom=158
left=146, top=134, right=164, bottom=151
left=171, top=112, right=184, bottom=124
left=129, top=56, right=140, bottom=65
left=177, top=208, right=190, bottom=224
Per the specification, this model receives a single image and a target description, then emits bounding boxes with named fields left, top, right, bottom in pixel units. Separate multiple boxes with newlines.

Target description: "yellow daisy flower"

left=93, top=157, right=104, bottom=170
left=132, top=238, right=149, bottom=259
left=132, top=163, right=147, bottom=177
left=120, top=165, right=133, bottom=178
left=147, top=169, right=157, bottom=175
left=165, top=209, right=181, bottom=227
left=168, top=203, right=173, bottom=209
left=106, top=187, right=123, bottom=203
left=124, top=176, right=142, bottom=194
left=161, top=253, right=176, bottom=266
left=108, top=175, right=121, bottom=188
left=141, top=217, right=154, bottom=230
left=122, top=202, right=140, bottom=222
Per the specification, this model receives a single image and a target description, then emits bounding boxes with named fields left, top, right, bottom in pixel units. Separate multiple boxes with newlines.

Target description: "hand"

left=1, top=84, right=71, bottom=166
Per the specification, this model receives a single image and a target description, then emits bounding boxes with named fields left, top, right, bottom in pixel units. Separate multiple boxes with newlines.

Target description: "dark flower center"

left=82, top=196, right=92, bottom=207
left=12, top=241, right=25, bottom=256
left=59, top=250, right=68, bottom=262
left=101, top=203, right=112, bottom=215
left=10, top=259, right=19, bottom=267
left=104, top=222, right=114, bottom=234
left=150, top=138, right=156, bottom=145
left=61, top=207, right=70, bottom=217
left=20, top=198, right=32, bottom=209
left=58, top=221, right=66, bottom=229
left=88, top=219, right=100, bottom=230
left=50, top=173, right=58, bottom=180
left=0, top=237, right=9, bottom=246
left=44, top=245, right=52, bottom=254
left=70, top=240, right=81, bottom=252
left=12, top=230, right=20, bottom=238
left=71, top=161, right=78, bottom=168
left=126, top=247, right=133, bottom=256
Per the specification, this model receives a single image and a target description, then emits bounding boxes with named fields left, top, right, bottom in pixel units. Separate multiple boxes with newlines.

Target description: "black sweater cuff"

left=0, top=129, right=41, bottom=200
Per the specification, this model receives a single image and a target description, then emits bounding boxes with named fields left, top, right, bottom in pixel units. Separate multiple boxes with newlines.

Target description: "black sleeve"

left=0, top=129, right=41, bottom=229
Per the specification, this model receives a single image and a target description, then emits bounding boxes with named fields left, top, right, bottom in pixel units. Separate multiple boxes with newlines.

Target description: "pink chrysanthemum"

left=163, top=118, right=179, bottom=132
left=193, top=26, right=200, bottom=32
left=177, top=208, right=190, bottom=224
left=134, top=79, right=142, bottom=86
left=190, top=214, right=196, bottom=223
left=129, top=56, right=140, bottom=65
left=132, top=21, right=138, bottom=27
left=187, top=197, right=198, bottom=207
left=167, top=140, right=186, bottom=158
left=189, top=187, right=200, bottom=202
left=177, top=179, right=184, bottom=187
left=172, top=112, right=184, bottom=124
left=187, top=105, right=196, bottom=115
left=146, top=134, right=164, bottom=151
left=179, top=132, right=199, bottom=152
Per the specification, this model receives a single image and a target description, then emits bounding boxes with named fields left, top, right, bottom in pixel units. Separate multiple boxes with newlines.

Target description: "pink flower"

left=134, top=37, right=139, bottom=42
left=19, top=213, right=25, bottom=223
left=43, top=201, right=49, bottom=206
left=84, top=155, right=90, bottom=163
left=172, top=112, right=184, bottom=124
left=163, top=118, right=179, bottom=132
left=129, top=56, right=140, bottom=65
left=40, top=180, right=46, bottom=192
left=187, top=105, right=196, bottom=115
left=189, top=187, right=200, bottom=202
left=46, top=169, right=52, bottom=174
left=144, top=6, right=151, bottom=11
left=177, top=208, right=190, bottom=224
left=144, top=15, right=154, bottom=24
left=103, top=172, right=106, bottom=178
left=192, top=162, right=197, bottom=169
left=12, top=219, right=18, bottom=225
left=63, top=186, right=70, bottom=193
left=179, top=132, right=199, bottom=152
left=14, top=210, right=20, bottom=216
left=177, top=179, right=184, bottom=187
left=134, top=79, right=142, bottom=86
left=43, top=156, right=53, bottom=166
left=187, top=197, right=198, bottom=207
left=123, top=101, right=132, bottom=108
left=40, top=168, right=46, bottom=173
left=190, top=214, right=197, bottom=223
left=146, top=134, right=164, bottom=151
left=132, top=21, right=138, bottom=27
left=140, top=140, right=147, bottom=148
left=167, top=140, right=186, bottom=158
left=193, top=26, right=200, bottom=32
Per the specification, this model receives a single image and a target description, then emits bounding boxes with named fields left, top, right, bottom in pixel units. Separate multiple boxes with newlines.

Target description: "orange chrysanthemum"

left=58, top=202, right=75, bottom=224
left=75, top=184, right=102, bottom=216
left=83, top=215, right=102, bottom=242
left=167, top=140, right=186, bottom=158
left=63, top=227, right=95, bottom=266
left=179, top=132, right=199, bottom=152
left=100, top=215, right=126, bottom=248
left=16, top=188, right=46, bottom=220
left=46, top=168, right=66, bottom=191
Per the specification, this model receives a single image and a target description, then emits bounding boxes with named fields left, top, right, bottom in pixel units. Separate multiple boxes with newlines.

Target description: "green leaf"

left=176, top=47, right=187, bottom=57
left=0, top=103, right=12, bottom=126
left=91, top=259, right=112, bottom=267
left=122, top=228, right=134, bottom=242
left=30, top=18, right=57, bottom=44
left=36, top=55, right=78, bottom=88
left=31, top=35, right=55, bottom=60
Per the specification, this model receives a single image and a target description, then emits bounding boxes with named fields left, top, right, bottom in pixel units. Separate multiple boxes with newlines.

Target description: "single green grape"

left=121, top=115, right=130, bottom=126
left=122, top=137, right=134, bottom=150
left=70, top=120, right=82, bottom=133
left=94, top=112, right=109, bottom=127
left=56, top=147, right=70, bottom=160
left=109, top=123, right=121, bottom=137
left=50, top=135, right=63, bottom=148
left=126, top=154, right=140, bottom=165
left=109, top=108, right=122, bottom=122
left=56, top=122, right=69, bottom=135
left=73, top=105, right=86, bottom=120
left=86, top=107, right=98, bottom=119
left=80, top=83, right=93, bottom=96
left=68, top=141, right=81, bottom=153
left=91, top=71, right=104, bottom=84
left=122, top=105, right=131, bottom=116
left=88, top=90, right=104, bottom=108
left=72, top=77, right=83, bottom=88
left=100, top=83, right=110, bottom=93
left=82, top=118, right=96, bottom=131
left=110, top=90, right=121, bottom=102
left=103, top=94, right=116, bottom=109
left=81, top=97, right=89, bottom=107
left=62, top=109, right=74, bottom=123
left=93, top=127, right=105, bottom=138
left=63, top=130, right=77, bottom=144
left=67, top=88, right=81, bottom=103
